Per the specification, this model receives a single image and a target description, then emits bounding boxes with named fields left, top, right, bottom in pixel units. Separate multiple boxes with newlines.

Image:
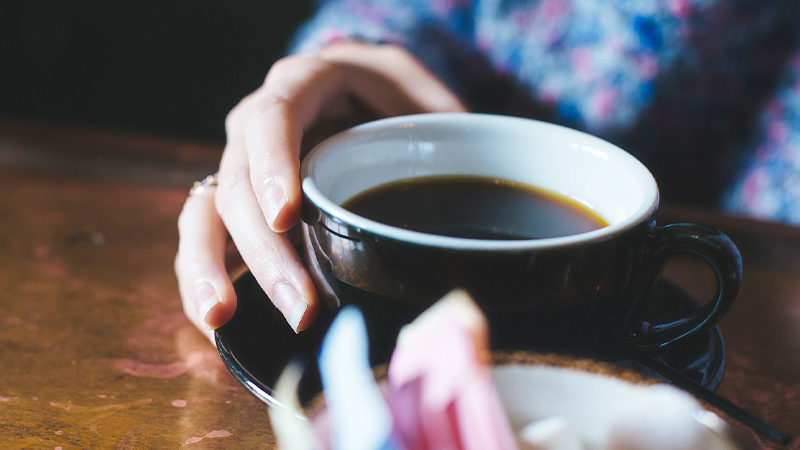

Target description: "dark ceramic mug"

left=300, top=113, right=741, bottom=362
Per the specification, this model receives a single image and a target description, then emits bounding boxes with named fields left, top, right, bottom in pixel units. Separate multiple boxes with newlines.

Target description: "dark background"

left=0, top=0, right=314, bottom=143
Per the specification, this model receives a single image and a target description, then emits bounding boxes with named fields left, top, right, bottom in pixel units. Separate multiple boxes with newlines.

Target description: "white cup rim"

left=301, top=113, right=659, bottom=251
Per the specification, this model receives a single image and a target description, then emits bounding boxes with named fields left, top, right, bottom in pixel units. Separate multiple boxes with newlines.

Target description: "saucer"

left=216, top=272, right=725, bottom=406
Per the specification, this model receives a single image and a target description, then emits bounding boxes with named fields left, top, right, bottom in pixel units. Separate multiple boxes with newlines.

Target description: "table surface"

left=1, top=119, right=799, bottom=449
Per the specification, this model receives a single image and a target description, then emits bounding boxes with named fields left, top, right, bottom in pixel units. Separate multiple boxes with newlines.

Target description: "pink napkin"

left=309, top=290, right=518, bottom=450
left=387, top=290, right=519, bottom=450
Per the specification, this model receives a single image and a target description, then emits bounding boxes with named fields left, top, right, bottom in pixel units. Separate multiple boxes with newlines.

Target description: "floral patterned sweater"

left=290, top=0, right=800, bottom=224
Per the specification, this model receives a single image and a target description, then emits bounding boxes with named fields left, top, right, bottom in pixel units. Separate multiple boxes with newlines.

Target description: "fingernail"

left=194, top=280, right=220, bottom=329
left=273, top=283, right=308, bottom=333
left=264, top=183, right=288, bottom=229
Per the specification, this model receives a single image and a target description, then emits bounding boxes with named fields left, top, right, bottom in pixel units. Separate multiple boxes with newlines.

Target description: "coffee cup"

left=300, top=113, right=741, bottom=362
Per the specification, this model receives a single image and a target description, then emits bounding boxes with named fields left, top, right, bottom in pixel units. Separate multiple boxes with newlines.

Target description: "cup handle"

left=628, top=222, right=742, bottom=351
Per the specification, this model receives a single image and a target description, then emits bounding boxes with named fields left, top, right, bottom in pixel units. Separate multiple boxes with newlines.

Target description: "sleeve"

left=723, top=51, right=800, bottom=225
left=611, top=1, right=800, bottom=207
left=288, top=0, right=422, bottom=54
left=286, top=0, right=526, bottom=114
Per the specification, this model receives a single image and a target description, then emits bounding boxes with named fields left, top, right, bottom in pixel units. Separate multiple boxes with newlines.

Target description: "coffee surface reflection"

left=341, top=175, right=608, bottom=240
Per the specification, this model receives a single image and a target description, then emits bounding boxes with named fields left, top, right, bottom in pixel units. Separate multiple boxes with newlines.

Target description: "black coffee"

left=341, top=175, right=608, bottom=240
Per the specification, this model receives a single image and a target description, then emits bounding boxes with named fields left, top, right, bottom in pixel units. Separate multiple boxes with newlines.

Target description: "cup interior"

left=301, top=113, right=658, bottom=249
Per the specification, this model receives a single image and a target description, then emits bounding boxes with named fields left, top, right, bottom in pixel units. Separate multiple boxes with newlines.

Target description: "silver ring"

left=189, top=173, right=219, bottom=197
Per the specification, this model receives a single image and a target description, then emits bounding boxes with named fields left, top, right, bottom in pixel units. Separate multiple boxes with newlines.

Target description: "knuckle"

left=177, top=204, right=189, bottom=231
left=316, top=40, right=365, bottom=59
left=176, top=200, right=195, bottom=231
left=440, top=97, right=468, bottom=113
left=246, top=242, right=286, bottom=286
left=267, top=54, right=320, bottom=79
left=249, top=169, right=277, bottom=202
left=174, top=254, right=198, bottom=287
left=174, top=251, right=198, bottom=284
left=241, top=91, right=305, bottom=148
left=214, top=169, right=250, bottom=218
left=376, top=43, right=415, bottom=62
left=250, top=92, right=294, bottom=125
left=174, top=251, right=183, bottom=275
left=225, top=94, right=256, bottom=136
left=266, top=54, right=336, bottom=89
left=247, top=240, right=274, bottom=269
left=266, top=55, right=297, bottom=78
left=224, top=107, right=241, bottom=136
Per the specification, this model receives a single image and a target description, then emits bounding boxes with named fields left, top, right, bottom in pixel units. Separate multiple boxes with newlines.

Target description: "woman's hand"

left=175, top=42, right=466, bottom=341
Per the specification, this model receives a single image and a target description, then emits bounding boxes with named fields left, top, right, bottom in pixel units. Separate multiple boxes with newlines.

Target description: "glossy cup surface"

left=300, top=113, right=739, bottom=360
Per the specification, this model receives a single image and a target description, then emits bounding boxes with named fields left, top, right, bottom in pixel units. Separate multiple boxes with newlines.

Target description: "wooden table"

left=1, top=120, right=798, bottom=449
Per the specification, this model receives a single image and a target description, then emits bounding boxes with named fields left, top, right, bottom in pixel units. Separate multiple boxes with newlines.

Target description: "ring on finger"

left=189, top=172, right=219, bottom=197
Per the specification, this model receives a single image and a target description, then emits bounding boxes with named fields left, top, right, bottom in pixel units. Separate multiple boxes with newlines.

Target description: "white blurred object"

left=601, top=384, right=716, bottom=450
left=318, top=307, right=401, bottom=450
left=494, top=365, right=744, bottom=450
left=518, top=416, right=585, bottom=450
left=269, top=360, right=323, bottom=450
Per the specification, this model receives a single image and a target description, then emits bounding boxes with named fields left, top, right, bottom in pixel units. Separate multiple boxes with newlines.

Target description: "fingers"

left=317, top=42, right=468, bottom=114
left=233, top=65, right=309, bottom=234
left=233, top=44, right=467, bottom=235
left=216, top=141, right=320, bottom=333
left=213, top=43, right=465, bottom=333
left=176, top=185, right=237, bottom=335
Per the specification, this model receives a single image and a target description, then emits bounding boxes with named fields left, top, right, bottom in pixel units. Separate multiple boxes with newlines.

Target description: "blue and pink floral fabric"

left=291, top=0, right=800, bottom=224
